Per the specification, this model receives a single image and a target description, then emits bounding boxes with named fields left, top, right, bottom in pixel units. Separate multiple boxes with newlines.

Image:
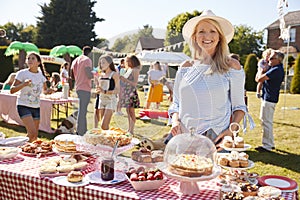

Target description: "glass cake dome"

left=164, top=131, right=217, bottom=177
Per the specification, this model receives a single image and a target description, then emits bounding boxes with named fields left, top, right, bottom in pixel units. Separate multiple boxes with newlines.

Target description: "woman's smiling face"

left=195, top=20, right=220, bottom=54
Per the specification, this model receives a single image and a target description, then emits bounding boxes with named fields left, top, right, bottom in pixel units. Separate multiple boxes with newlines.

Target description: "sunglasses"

left=269, top=57, right=277, bottom=60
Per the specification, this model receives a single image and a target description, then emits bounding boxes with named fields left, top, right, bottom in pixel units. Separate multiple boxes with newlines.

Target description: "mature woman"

left=94, top=55, right=120, bottom=130
left=168, top=10, right=253, bottom=150
left=10, top=53, right=51, bottom=142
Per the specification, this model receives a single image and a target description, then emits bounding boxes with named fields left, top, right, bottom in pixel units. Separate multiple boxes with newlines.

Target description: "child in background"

left=2, top=72, right=16, bottom=90
left=256, top=48, right=273, bottom=98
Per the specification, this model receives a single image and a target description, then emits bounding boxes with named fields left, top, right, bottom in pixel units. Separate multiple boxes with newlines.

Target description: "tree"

left=229, top=25, right=264, bottom=65
left=0, top=22, right=36, bottom=45
left=290, top=54, right=300, bottom=94
left=165, top=10, right=202, bottom=51
left=111, top=25, right=154, bottom=53
left=36, top=0, right=103, bottom=48
left=244, top=53, right=258, bottom=91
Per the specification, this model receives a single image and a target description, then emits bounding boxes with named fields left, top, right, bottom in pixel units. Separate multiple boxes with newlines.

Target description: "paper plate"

left=258, top=175, right=298, bottom=191
left=0, top=136, right=29, bottom=147
left=52, top=176, right=89, bottom=187
left=86, top=171, right=126, bottom=185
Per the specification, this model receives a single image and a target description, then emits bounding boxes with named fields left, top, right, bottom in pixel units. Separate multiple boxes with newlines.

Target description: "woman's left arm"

left=121, top=68, right=139, bottom=87
left=214, top=59, right=248, bottom=145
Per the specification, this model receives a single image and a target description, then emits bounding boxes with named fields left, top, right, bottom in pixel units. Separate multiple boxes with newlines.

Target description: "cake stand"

left=158, top=163, right=221, bottom=195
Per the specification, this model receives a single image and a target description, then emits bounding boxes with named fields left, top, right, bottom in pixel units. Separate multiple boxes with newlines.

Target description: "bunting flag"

left=277, top=0, right=290, bottom=40
left=92, top=41, right=187, bottom=57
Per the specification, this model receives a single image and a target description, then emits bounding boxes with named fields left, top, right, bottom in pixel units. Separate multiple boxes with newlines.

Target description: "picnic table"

left=0, top=92, right=78, bottom=133
left=0, top=154, right=297, bottom=200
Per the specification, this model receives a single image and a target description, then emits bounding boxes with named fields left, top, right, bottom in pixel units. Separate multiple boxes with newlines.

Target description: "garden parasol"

left=50, top=45, right=82, bottom=57
left=5, top=41, right=39, bottom=56
left=4, top=41, right=40, bottom=69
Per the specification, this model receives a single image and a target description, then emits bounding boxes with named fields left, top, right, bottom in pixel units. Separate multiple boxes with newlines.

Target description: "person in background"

left=145, top=61, right=165, bottom=109
left=2, top=72, right=16, bottom=90
left=255, top=50, right=284, bottom=152
left=167, top=10, right=253, bottom=151
left=50, top=72, right=62, bottom=92
left=160, top=77, right=174, bottom=102
left=71, top=46, right=94, bottom=135
left=116, top=58, right=125, bottom=116
left=10, top=53, right=52, bottom=142
left=255, top=48, right=273, bottom=98
left=119, top=55, right=141, bottom=135
left=117, top=59, right=125, bottom=74
left=60, top=62, right=70, bottom=83
left=94, top=55, right=120, bottom=129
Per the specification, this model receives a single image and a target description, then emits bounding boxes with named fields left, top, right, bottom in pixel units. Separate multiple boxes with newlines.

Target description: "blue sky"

left=1, top=0, right=300, bottom=40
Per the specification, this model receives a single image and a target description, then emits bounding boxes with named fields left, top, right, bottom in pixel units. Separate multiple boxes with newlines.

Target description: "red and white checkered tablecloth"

left=0, top=154, right=297, bottom=200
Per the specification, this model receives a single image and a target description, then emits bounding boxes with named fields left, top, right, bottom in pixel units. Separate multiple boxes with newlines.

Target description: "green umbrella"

left=50, top=45, right=82, bottom=57
left=5, top=41, right=39, bottom=56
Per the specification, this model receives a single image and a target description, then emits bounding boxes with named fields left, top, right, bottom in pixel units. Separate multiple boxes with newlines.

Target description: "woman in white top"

left=168, top=10, right=254, bottom=151
left=145, top=61, right=165, bottom=109
left=10, top=53, right=52, bottom=142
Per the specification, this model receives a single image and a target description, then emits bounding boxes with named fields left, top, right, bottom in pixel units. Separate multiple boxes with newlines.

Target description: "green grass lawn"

left=1, top=91, right=299, bottom=191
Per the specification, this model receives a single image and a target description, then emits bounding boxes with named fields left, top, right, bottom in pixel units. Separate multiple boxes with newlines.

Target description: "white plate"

left=220, top=144, right=251, bottom=152
left=52, top=146, right=85, bottom=155
left=52, top=176, right=89, bottom=187
left=220, top=160, right=255, bottom=170
left=0, top=136, right=29, bottom=147
left=86, top=171, right=126, bottom=185
left=54, top=134, right=81, bottom=142
left=0, top=147, right=20, bottom=160
left=77, top=138, right=140, bottom=156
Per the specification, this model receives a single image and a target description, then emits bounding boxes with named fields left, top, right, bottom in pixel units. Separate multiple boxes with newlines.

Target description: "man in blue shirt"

left=255, top=50, right=285, bottom=152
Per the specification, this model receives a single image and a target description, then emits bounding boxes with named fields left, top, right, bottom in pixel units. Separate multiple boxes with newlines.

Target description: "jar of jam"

left=101, top=157, right=114, bottom=181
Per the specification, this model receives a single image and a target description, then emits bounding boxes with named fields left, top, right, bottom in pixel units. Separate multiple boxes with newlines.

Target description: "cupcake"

left=223, top=136, right=233, bottom=148
left=218, top=156, right=229, bottom=166
left=234, top=136, right=244, bottom=148
left=239, top=183, right=259, bottom=197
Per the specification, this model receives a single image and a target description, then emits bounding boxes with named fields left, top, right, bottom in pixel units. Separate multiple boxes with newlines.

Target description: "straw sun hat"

left=182, top=10, right=234, bottom=44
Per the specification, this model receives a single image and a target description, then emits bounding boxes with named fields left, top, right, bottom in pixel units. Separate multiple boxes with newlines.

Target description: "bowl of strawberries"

left=126, top=166, right=167, bottom=191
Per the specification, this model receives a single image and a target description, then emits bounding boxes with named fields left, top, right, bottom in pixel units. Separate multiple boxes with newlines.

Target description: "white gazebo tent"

left=136, top=50, right=190, bottom=65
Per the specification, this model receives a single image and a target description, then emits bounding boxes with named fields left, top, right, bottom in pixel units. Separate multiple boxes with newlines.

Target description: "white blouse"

left=168, top=61, right=254, bottom=135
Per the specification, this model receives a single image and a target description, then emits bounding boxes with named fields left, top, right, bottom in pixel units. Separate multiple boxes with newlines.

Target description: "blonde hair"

left=190, top=18, right=231, bottom=74
left=262, top=48, right=273, bottom=60
left=4, top=73, right=16, bottom=85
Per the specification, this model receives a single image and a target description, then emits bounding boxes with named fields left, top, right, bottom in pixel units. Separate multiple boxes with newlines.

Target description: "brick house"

left=266, top=10, right=300, bottom=57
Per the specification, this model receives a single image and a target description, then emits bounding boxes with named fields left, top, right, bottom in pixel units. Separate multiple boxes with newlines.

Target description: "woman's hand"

left=170, top=120, right=181, bottom=136
left=214, top=129, right=233, bottom=151
left=181, top=60, right=194, bottom=67
left=120, top=76, right=126, bottom=82
left=95, top=87, right=103, bottom=94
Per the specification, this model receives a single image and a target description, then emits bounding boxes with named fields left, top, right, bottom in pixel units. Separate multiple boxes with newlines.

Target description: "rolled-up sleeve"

left=228, top=68, right=255, bottom=131
left=228, top=68, right=247, bottom=113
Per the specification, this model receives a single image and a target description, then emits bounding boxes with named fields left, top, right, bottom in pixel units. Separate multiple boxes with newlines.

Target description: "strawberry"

left=130, top=173, right=138, bottom=181
left=138, top=175, right=146, bottom=181
left=154, top=171, right=163, bottom=180
left=146, top=173, right=155, bottom=180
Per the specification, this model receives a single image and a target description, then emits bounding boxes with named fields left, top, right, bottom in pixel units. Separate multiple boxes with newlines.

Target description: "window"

left=284, top=28, right=296, bottom=43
